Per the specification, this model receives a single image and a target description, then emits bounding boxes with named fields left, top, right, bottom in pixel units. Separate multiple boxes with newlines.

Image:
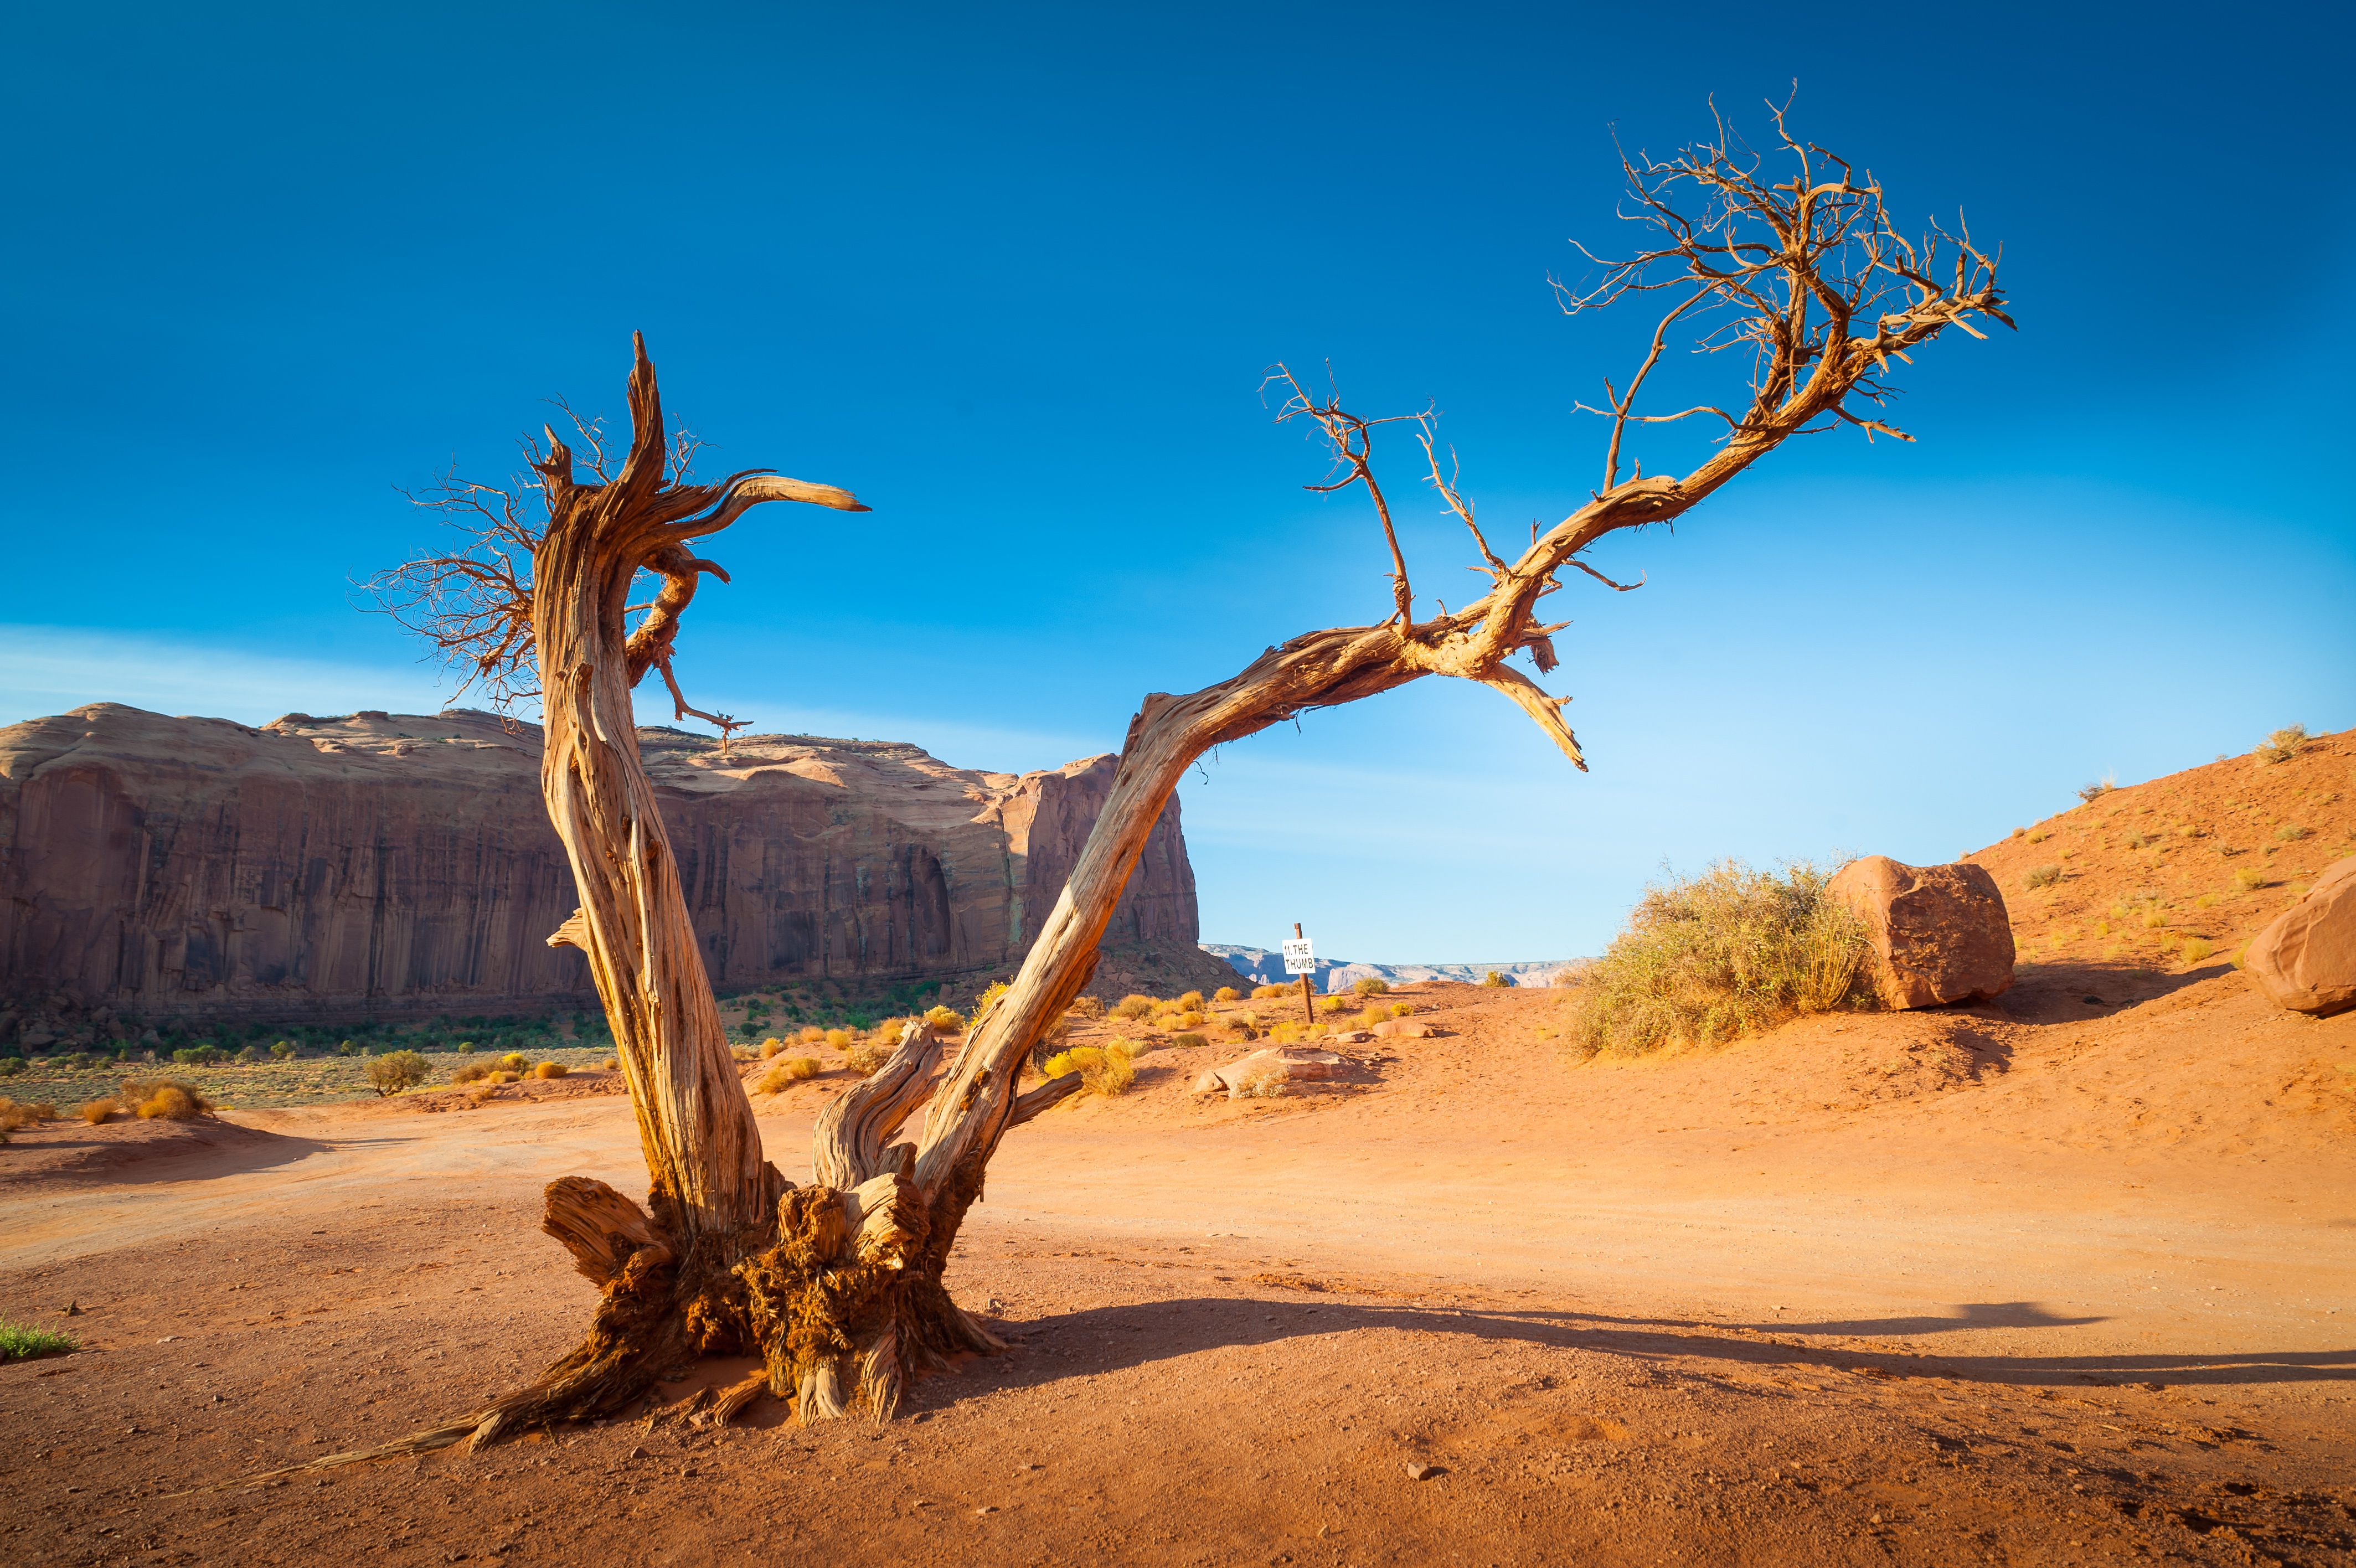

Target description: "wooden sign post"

left=1281, top=922, right=1317, bottom=1028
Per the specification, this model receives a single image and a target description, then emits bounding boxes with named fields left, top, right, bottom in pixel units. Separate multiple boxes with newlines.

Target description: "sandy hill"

left=1963, top=725, right=2355, bottom=979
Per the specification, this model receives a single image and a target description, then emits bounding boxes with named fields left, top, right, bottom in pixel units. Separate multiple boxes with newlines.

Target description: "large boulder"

left=1827, top=855, right=2015, bottom=1009
left=1190, top=1046, right=1348, bottom=1098
left=2242, top=855, right=2356, bottom=1017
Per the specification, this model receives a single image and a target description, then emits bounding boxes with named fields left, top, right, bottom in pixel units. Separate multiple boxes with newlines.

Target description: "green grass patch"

left=0, top=1318, right=78, bottom=1360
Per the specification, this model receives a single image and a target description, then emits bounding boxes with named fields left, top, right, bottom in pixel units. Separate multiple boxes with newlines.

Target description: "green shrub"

left=171, top=1045, right=222, bottom=1066
left=269, top=1041, right=297, bottom=1061
left=364, top=1050, right=430, bottom=1096
left=0, top=1058, right=23, bottom=1077
left=235, top=1044, right=265, bottom=1064
left=0, top=1318, right=77, bottom=1361
left=455, top=1039, right=477, bottom=1055
left=1566, top=859, right=1877, bottom=1056
left=333, top=1040, right=358, bottom=1057
left=2023, top=865, right=2064, bottom=890
left=1350, top=977, right=1390, bottom=997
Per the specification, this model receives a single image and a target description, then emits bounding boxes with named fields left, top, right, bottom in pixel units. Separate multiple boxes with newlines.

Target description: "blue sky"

left=4, top=2, right=2350, bottom=962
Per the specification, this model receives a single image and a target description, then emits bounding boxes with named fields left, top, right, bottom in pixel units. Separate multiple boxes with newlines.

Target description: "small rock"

left=628, top=1446, right=649, bottom=1459
left=975, top=1504, right=999, bottom=1515
left=156, top=1336, right=178, bottom=1344
left=1869, top=1513, right=1884, bottom=1525
left=1405, top=1462, right=1443, bottom=1481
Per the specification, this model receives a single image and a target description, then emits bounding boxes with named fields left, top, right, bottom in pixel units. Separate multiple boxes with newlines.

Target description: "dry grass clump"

left=451, top=1061, right=493, bottom=1085
left=2023, top=864, right=2064, bottom=890
left=1233, top=1069, right=1288, bottom=1100
left=78, top=1098, right=118, bottom=1126
left=1388, top=1002, right=1414, bottom=1018
left=1041, top=1038, right=1139, bottom=1098
left=823, top=1028, right=852, bottom=1051
left=1170, top=1032, right=1209, bottom=1050
left=1249, top=984, right=1292, bottom=1001
left=1350, top=976, right=1389, bottom=997
left=1566, top=859, right=1877, bottom=1057
left=1353, top=1007, right=1389, bottom=1030
left=534, top=1061, right=569, bottom=1080
left=1214, top=987, right=1240, bottom=1003
left=2233, top=866, right=2267, bottom=891
left=2276, top=824, right=2310, bottom=842
left=2180, top=937, right=2216, bottom=964
left=923, top=1004, right=966, bottom=1033
left=0, top=1098, right=60, bottom=1133
left=1317, top=994, right=1348, bottom=1015
left=2077, top=776, right=2117, bottom=804
left=1267, top=1021, right=1305, bottom=1045
left=754, top=1056, right=822, bottom=1094
left=498, top=1052, right=529, bottom=1072
left=1176, top=991, right=1204, bottom=1012
left=1113, top=994, right=1158, bottom=1021
left=759, top=1037, right=787, bottom=1059
left=119, top=1079, right=213, bottom=1120
left=2254, top=724, right=2308, bottom=765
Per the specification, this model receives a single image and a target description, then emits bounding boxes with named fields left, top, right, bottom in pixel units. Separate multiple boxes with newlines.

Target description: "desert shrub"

left=1355, top=1007, right=1388, bottom=1030
left=1113, top=994, right=1157, bottom=1021
left=0, top=1318, right=78, bottom=1361
left=2233, top=867, right=2267, bottom=891
left=1250, top=984, right=1291, bottom=1001
left=365, top=1050, right=430, bottom=1096
left=1171, top=1032, right=1209, bottom=1050
left=2023, top=865, right=2064, bottom=890
left=2276, top=824, right=2309, bottom=842
left=843, top=1039, right=892, bottom=1075
left=2180, top=938, right=2216, bottom=963
left=483, top=1070, right=517, bottom=1085
left=0, top=1098, right=59, bottom=1132
left=2141, top=907, right=2168, bottom=929
left=333, top=1040, right=357, bottom=1056
left=1068, top=996, right=1106, bottom=1022
left=1480, top=971, right=1508, bottom=988
left=1213, top=987, right=1239, bottom=1003
left=1233, top=1069, right=1288, bottom=1100
left=451, top=1061, right=493, bottom=1085
left=752, top=1057, right=819, bottom=1094
left=823, top=1028, right=852, bottom=1051
left=122, top=1079, right=211, bottom=1120
left=1177, top=991, right=1204, bottom=1012
left=270, top=1041, right=297, bottom=1061
left=78, top=1098, right=118, bottom=1125
left=2077, top=777, right=2116, bottom=804
left=454, top=1039, right=477, bottom=1054
left=1566, top=859, right=1876, bottom=1056
left=1173, top=1010, right=1205, bottom=1029
left=1041, top=1039, right=1137, bottom=1098
left=757, top=1037, right=784, bottom=1058
left=924, top=1005, right=966, bottom=1033
left=235, top=1044, right=265, bottom=1064
left=171, top=1045, right=222, bottom=1066
left=601, top=1057, right=618, bottom=1070
left=535, top=1061, right=569, bottom=1080
left=1389, top=1002, right=1414, bottom=1018
left=1268, top=1021, right=1305, bottom=1045
left=0, top=1058, right=22, bottom=1077
left=1351, top=977, right=1390, bottom=997
left=1317, top=994, right=1348, bottom=1014
left=2254, top=724, right=2308, bottom=765
left=971, top=980, right=1011, bottom=1024
left=2025, top=829, right=2050, bottom=844
left=496, top=1051, right=528, bottom=1071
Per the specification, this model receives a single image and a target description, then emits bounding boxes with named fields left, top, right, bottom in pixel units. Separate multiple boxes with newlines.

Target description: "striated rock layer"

left=0, top=704, right=1227, bottom=1030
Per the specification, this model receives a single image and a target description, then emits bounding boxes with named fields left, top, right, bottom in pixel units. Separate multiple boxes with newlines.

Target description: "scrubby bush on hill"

left=1040, top=1039, right=1138, bottom=1098
left=1250, top=984, right=1292, bottom=1001
left=121, top=1079, right=212, bottom=1120
left=1214, top=987, right=1240, bottom=1003
left=1113, top=994, right=1158, bottom=1021
left=2254, top=724, right=2308, bottom=765
left=1351, top=977, right=1389, bottom=997
left=1566, top=859, right=1877, bottom=1057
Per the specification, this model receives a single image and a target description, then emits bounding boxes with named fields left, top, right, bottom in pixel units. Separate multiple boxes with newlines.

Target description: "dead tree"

left=328, top=106, right=2006, bottom=1463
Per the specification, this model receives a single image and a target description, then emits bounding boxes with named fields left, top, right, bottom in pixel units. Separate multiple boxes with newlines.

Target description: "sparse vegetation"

left=270, top=1041, right=297, bottom=1061
left=1040, top=1040, right=1138, bottom=1098
left=534, top=1061, right=569, bottom=1080
left=1113, top=995, right=1158, bottom=1021
left=1350, top=977, right=1389, bottom=997
left=1250, top=984, right=1292, bottom=1001
left=2025, top=829, right=2051, bottom=844
left=842, top=1036, right=893, bottom=1075
left=2141, top=907, right=2168, bottom=930
left=2233, top=867, right=2268, bottom=891
left=2023, top=865, right=2063, bottom=890
left=2254, top=724, right=2308, bottom=765
left=1389, top=1002, right=1414, bottom=1018
left=364, top=1050, right=431, bottom=1096
left=498, top=1053, right=529, bottom=1072
left=0, top=1098, right=58, bottom=1132
left=122, top=1079, right=212, bottom=1120
left=1069, top=996, right=1106, bottom=1021
left=2077, top=776, right=2116, bottom=804
left=1318, top=994, right=1348, bottom=1014
left=1566, top=859, right=1877, bottom=1056
left=451, top=1061, right=493, bottom=1085
left=1171, top=1032, right=1209, bottom=1050
left=2180, top=938, right=2215, bottom=964
left=78, top=1098, right=117, bottom=1125
left=0, top=1318, right=78, bottom=1361
left=754, top=1057, right=822, bottom=1094
left=1213, top=987, right=1240, bottom=1003
left=2276, top=824, right=2309, bottom=842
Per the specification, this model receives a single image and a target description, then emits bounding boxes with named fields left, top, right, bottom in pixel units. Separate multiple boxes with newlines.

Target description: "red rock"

left=1190, top=1046, right=1347, bottom=1098
left=1826, top=855, right=2014, bottom=1009
left=1369, top=1019, right=1438, bottom=1039
left=0, top=704, right=1221, bottom=1030
left=2242, top=854, right=2356, bottom=1017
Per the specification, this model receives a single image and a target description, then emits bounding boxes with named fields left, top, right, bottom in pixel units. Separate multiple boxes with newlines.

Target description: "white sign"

left=1280, top=937, right=1316, bottom=975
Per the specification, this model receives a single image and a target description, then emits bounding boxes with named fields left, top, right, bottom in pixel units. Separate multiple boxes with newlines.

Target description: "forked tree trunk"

left=324, top=140, right=2006, bottom=1453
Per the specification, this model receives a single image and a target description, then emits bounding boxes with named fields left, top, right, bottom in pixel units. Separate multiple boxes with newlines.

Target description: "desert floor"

left=4, top=963, right=2353, bottom=1568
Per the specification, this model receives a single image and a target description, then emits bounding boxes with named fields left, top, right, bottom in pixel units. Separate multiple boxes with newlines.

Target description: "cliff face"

left=0, top=705, right=1209, bottom=1028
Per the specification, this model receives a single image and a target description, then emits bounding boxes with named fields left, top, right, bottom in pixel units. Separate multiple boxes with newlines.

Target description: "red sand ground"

left=4, top=737, right=2353, bottom=1567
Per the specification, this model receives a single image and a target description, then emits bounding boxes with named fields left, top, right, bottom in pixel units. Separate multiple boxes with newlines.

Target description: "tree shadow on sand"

left=915, top=1294, right=2354, bottom=1411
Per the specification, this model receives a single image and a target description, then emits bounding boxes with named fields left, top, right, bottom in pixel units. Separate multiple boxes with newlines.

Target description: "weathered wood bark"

left=313, top=109, right=2009, bottom=1469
